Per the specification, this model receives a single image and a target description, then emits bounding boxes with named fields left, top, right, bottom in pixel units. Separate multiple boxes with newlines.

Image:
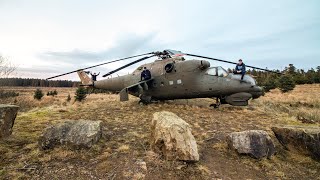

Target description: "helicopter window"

left=206, top=67, right=217, bottom=76
left=217, top=66, right=228, bottom=77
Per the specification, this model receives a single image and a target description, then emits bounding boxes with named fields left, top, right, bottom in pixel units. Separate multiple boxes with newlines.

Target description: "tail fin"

left=77, top=70, right=93, bottom=86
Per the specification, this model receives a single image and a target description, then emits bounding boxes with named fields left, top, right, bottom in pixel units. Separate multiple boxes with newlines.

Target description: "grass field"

left=0, top=84, right=320, bottom=179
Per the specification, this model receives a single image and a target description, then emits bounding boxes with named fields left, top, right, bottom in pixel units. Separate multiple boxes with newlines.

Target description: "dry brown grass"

left=0, top=86, right=76, bottom=111
left=255, top=84, right=320, bottom=123
left=0, top=85, right=320, bottom=179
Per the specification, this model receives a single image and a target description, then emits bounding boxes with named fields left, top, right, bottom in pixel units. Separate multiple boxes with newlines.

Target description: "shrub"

left=75, top=87, right=87, bottom=102
left=34, top=89, right=44, bottom=100
left=47, top=90, right=58, bottom=96
left=263, top=78, right=278, bottom=92
left=0, top=90, right=19, bottom=99
left=278, top=75, right=296, bottom=93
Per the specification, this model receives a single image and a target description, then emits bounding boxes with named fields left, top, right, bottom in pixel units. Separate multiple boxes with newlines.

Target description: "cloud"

left=38, top=33, right=161, bottom=64
left=27, top=33, right=167, bottom=79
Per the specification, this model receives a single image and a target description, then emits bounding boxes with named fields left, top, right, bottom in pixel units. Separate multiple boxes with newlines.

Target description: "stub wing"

left=119, top=78, right=154, bottom=101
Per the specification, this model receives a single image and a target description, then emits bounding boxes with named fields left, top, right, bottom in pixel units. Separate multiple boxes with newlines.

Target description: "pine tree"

left=75, top=87, right=87, bottom=102
left=263, top=77, right=278, bottom=92
left=278, top=75, right=295, bottom=93
left=34, top=89, right=44, bottom=100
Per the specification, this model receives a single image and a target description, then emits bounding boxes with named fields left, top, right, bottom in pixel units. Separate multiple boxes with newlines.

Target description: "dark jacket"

left=141, top=69, right=151, bottom=81
left=90, top=72, right=100, bottom=81
left=235, top=63, right=246, bottom=74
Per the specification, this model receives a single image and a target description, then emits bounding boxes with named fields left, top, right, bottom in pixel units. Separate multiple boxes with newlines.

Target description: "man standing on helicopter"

left=90, top=72, right=100, bottom=81
left=234, top=59, right=246, bottom=80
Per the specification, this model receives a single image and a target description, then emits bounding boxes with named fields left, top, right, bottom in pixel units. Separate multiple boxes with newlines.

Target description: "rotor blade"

left=46, top=52, right=153, bottom=80
left=102, top=55, right=156, bottom=77
left=185, top=53, right=282, bottom=74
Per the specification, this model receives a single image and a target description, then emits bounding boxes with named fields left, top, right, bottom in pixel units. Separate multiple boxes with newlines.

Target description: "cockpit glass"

left=217, top=66, right=228, bottom=77
left=206, top=67, right=217, bottom=76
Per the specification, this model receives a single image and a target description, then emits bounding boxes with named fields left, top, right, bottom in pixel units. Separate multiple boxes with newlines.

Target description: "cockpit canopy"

left=206, top=66, right=229, bottom=77
left=206, top=66, right=257, bottom=85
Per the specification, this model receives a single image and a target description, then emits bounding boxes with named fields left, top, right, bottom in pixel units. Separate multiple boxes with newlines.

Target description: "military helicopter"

left=47, top=50, right=280, bottom=107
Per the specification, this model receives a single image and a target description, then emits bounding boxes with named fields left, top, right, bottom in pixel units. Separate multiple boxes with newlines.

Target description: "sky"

left=0, top=0, right=319, bottom=80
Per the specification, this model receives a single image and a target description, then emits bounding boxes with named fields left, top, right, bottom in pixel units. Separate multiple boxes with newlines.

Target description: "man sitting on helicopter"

left=234, top=59, right=246, bottom=80
left=141, top=67, right=151, bottom=81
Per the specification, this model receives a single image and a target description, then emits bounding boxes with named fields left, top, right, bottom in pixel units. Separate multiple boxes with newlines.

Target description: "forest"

left=0, top=78, right=79, bottom=87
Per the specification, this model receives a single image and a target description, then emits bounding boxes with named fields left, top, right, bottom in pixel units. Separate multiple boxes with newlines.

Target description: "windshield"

left=206, top=67, right=228, bottom=77
left=206, top=67, right=217, bottom=76
left=217, top=66, right=228, bottom=77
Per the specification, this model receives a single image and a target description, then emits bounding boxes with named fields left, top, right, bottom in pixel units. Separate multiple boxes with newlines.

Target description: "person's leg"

left=241, top=72, right=245, bottom=80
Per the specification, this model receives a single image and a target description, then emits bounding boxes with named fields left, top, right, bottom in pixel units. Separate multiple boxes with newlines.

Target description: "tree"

left=34, top=89, right=44, bottom=100
left=278, top=75, right=295, bottom=93
left=285, top=64, right=296, bottom=75
left=263, top=77, right=278, bottom=92
left=0, top=55, right=17, bottom=78
left=75, top=87, right=87, bottom=102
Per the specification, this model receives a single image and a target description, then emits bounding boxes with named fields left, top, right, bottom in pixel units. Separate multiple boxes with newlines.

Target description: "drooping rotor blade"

left=102, top=55, right=156, bottom=77
left=185, top=53, right=282, bottom=74
left=46, top=52, right=153, bottom=80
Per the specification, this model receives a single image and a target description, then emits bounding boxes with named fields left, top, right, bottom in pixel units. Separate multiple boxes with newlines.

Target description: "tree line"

left=246, top=65, right=320, bottom=92
left=0, top=78, right=79, bottom=87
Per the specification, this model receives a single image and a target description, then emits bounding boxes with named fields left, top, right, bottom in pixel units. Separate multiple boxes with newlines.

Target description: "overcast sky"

left=0, top=0, right=319, bottom=80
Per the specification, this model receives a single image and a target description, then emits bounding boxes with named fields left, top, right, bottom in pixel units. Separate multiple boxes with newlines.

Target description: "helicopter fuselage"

left=92, top=57, right=264, bottom=106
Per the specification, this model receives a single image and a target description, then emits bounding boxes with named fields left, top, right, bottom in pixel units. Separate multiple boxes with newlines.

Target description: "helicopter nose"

left=250, top=86, right=264, bottom=99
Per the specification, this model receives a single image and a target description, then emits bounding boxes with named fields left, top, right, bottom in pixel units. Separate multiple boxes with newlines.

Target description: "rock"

left=39, top=120, right=102, bottom=150
left=0, top=104, right=19, bottom=139
left=272, top=125, right=320, bottom=161
left=227, top=130, right=276, bottom=159
left=150, top=111, right=199, bottom=162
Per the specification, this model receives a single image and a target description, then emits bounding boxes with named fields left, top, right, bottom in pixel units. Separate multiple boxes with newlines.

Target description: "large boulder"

left=0, top=104, right=19, bottom=139
left=227, top=130, right=276, bottom=159
left=272, top=125, right=320, bottom=161
left=150, top=111, right=199, bottom=162
left=39, top=120, right=102, bottom=150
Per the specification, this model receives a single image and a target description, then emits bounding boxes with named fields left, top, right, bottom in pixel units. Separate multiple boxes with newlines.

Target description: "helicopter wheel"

left=210, top=98, right=221, bottom=108
left=139, top=100, right=148, bottom=106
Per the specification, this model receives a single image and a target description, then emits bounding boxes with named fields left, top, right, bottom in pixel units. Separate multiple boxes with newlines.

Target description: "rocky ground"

left=0, top=85, right=320, bottom=179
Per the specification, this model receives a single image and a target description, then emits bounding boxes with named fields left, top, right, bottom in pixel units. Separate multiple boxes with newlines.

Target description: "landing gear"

left=210, top=98, right=221, bottom=108
left=139, top=100, right=148, bottom=106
